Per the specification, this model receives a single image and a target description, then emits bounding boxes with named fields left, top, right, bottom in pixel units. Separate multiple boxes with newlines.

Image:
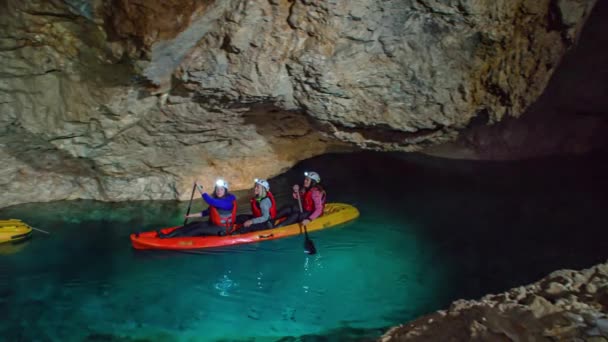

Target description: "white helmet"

left=215, top=179, right=229, bottom=190
left=304, top=171, right=321, bottom=183
left=254, top=178, right=270, bottom=191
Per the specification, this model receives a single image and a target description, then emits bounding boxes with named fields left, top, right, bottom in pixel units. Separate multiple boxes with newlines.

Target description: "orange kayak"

left=130, top=203, right=359, bottom=250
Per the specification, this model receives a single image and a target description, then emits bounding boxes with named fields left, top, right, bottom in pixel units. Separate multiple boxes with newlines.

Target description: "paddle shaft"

left=295, top=191, right=306, bottom=237
left=296, top=189, right=303, bottom=213
left=183, top=182, right=198, bottom=226
left=30, top=226, right=50, bottom=234
left=296, top=190, right=316, bottom=254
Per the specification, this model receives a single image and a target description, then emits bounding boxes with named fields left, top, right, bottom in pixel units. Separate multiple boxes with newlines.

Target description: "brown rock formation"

left=102, top=0, right=212, bottom=55
left=379, top=261, right=608, bottom=341
left=0, top=0, right=600, bottom=207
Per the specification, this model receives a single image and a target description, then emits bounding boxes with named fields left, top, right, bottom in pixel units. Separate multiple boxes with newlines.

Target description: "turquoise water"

left=1, top=151, right=607, bottom=341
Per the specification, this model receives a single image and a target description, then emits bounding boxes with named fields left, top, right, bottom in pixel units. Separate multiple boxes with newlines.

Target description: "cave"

left=0, top=0, right=607, bottom=341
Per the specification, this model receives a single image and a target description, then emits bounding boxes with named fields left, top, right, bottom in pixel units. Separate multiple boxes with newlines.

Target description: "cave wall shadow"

left=459, top=0, right=608, bottom=159
left=277, top=150, right=608, bottom=302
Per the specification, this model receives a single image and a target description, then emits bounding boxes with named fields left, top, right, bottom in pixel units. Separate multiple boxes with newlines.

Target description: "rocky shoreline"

left=380, top=261, right=608, bottom=341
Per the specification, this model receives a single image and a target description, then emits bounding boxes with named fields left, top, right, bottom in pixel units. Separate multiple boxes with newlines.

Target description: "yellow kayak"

left=0, top=219, right=33, bottom=244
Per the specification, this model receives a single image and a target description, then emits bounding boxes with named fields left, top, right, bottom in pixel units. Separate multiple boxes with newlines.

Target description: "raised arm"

left=202, top=193, right=235, bottom=211
left=291, top=184, right=304, bottom=199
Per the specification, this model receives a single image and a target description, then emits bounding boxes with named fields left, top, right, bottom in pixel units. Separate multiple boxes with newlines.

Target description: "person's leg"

left=252, top=221, right=273, bottom=232
left=276, top=210, right=311, bottom=227
left=298, top=211, right=312, bottom=222
left=275, top=204, right=296, bottom=219
left=187, top=223, right=227, bottom=236
left=158, top=221, right=204, bottom=238
left=276, top=212, right=298, bottom=227
left=274, top=204, right=300, bottom=227
left=240, top=220, right=273, bottom=234
left=236, top=214, right=253, bottom=225
left=159, top=221, right=227, bottom=238
left=235, top=214, right=246, bottom=224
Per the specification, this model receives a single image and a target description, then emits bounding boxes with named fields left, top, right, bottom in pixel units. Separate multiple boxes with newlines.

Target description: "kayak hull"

left=0, top=219, right=33, bottom=244
left=130, top=203, right=359, bottom=250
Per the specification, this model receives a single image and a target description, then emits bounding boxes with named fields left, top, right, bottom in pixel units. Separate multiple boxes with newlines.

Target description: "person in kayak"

left=158, top=179, right=237, bottom=238
left=275, top=171, right=326, bottom=227
left=235, top=179, right=277, bottom=233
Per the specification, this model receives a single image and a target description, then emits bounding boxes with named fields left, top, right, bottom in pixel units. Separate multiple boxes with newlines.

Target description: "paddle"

left=296, top=190, right=316, bottom=255
left=183, top=182, right=199, bottom=227
left=30, top=226, right=50, bottom=234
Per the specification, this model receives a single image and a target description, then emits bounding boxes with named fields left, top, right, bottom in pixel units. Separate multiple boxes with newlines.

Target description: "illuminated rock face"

left=380, top=261, right=608, bottom=342
left=0, top=0, right=598, bottom=207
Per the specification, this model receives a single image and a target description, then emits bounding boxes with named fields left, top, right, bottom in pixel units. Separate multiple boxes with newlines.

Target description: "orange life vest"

left=209, top=200, right=237, bottom=231
left=302, top=187, right=326, bottom=213
left=250, top=191, right=277, bottom=219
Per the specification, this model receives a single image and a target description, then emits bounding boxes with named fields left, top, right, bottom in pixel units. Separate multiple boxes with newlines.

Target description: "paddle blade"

left=304, top=237, right=317, bottom=255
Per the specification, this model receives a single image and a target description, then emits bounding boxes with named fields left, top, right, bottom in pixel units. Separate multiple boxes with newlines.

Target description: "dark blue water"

left=1, top=151, right=607, bottom=341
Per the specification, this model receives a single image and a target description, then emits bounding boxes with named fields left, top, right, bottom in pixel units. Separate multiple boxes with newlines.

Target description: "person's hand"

left=185, top=213, right=199, bottom=218
left=244, top=220, right=253, bottom=228
left=196, top=184, right=204, bottom=194
left=301, top=219, right=311, bottom=226
left=292, top=184, right=300, bottom=192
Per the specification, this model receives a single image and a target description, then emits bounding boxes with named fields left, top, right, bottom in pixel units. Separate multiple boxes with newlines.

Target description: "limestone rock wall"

left=0, top=0, right=598, bottom=207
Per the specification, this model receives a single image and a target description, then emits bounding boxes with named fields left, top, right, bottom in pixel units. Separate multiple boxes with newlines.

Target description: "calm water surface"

left=1, top=151, right=607, bottom=341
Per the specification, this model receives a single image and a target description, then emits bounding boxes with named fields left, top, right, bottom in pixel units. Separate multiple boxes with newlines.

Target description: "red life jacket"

left=250, top=191, right=277, bottom=219
left=209, top=200, right=237, bottom=231
left=302, top=187, right=326, bottom=213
